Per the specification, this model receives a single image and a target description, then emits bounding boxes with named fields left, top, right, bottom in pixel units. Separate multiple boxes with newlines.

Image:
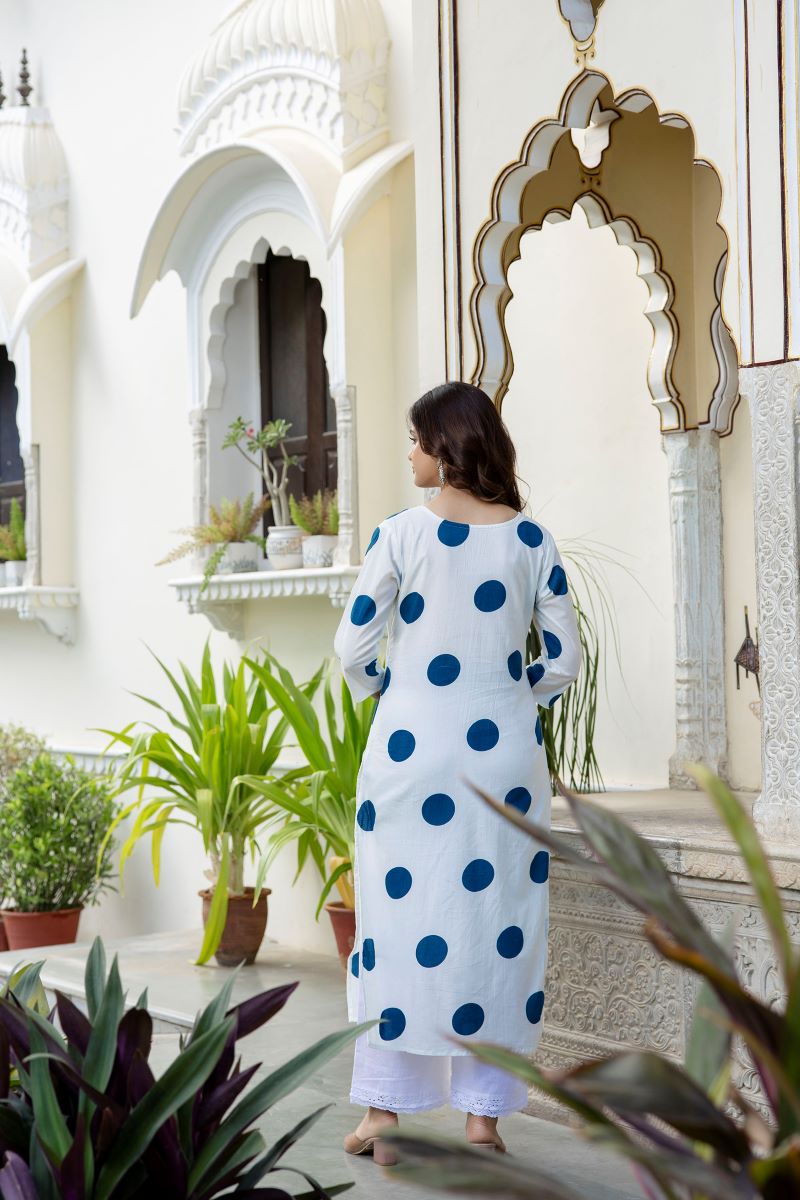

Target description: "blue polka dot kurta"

left=333, top=505, right=581, bottom=1056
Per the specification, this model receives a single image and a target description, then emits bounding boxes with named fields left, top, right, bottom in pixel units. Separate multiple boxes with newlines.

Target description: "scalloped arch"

left=206, top=234, right=328, bottom=410
left=470, top=70, right=738, bottom=434
left=534, top=193, right=681, bottom=427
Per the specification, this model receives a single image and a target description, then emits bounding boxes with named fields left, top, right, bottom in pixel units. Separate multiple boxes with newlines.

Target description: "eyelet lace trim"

left=349, top=1087, right=447, bottom=1113
left=450, top=1088, right=523, bottom=1116
left=349, top=1087, right=524, bottom=1117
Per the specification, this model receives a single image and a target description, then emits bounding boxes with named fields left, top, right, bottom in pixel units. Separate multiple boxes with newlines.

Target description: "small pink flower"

left=247, top=427, right=255, bottom=436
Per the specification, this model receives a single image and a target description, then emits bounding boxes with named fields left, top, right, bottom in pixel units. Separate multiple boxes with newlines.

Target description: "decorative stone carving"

left=739, top=362, right=800, bottom=842
left=662, top=429, right=727, bottom=786
left=176, top=0, right=391, bottom=166
left=0, top=106, right=69, bottom=275
left=532, top=847, right=800, bottom=1125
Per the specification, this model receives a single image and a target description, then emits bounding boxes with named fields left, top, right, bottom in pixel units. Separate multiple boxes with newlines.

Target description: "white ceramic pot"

left=266, top=524, right=304, bottom=570
left=219, top=541, right=260, bottom=574
left=301, top=533, right=338, bottom=568
left=4, top=560, right=24, bottom=587
left=0, top=562, right=6, bottom=587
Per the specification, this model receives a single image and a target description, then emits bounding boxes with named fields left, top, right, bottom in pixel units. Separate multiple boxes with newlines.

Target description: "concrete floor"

left=0, top=930, right=647, bottom=1200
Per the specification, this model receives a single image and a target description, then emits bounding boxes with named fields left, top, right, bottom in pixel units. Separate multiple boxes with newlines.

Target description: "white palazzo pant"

left=350, top=987, right=529, bottom=1116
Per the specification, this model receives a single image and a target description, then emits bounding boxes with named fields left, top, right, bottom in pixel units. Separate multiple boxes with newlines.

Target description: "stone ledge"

left=0, top=585, right=79, bottom=644
left=168, top=566, right=360, bottom=638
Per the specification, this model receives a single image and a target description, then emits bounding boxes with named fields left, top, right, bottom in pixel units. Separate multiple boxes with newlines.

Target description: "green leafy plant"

left=237, top=654, right=373, bottom=917
left=532, top=537, right=653, bottom=793
left=0, top=499, right=25, bottom=562
left=0, top=936, right=369, bottom=1198
left=223, top=417, right=301, bottom=527
left=0, top=754, right=118, bottom=912
left=288, top=489, right=339, bottom=536
left=94, top=639, right=316, bottom=965
left=156, top=493, right=270, bottom=594
left=381, top=766, right=800, bottom=1199
left=0, top=723, right=46, bottom=788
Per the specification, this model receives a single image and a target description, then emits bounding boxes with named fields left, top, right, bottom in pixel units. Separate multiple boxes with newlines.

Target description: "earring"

left=437, top=457, right=446, bottom=487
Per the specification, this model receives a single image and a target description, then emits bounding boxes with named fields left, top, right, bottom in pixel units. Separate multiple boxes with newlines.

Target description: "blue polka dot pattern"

left=497, top=926, right=524, bottom=959
left=416, top=935, right=448, bottom=967
left=474, top=579, right=506, bottom=612
left=507, top=650, right=522, bottom=681
left=518, top=521, right=543, bottom=548
left=505, top=786, right=532, bottom=814
left=548, top=693, right=562, bottom=708
left=526, top=991, right=545, bottom=1024
left=388, top=729, right=415, bottom=761
left=535, top=715, right=543, bottom=746
left=400, top=592, right=425, bottom=623
left=365, top=527, right=380, bottom=554
left=467, top=719, right=499, bottom=751
left=548, top=565, right=568, bottom=595
left=351, top=595, right=376, bottom=625
left=530, top=850, right=549, bottom=883
left=422, top=793, right=455, bottom=825
left=381, top=666, right=391, bottom=694
left=362, top=938, right=376, bottom=971
left=452, top=1003, right=485, bottom=1035
left=380, top=1007, right=406, bottom=1040
left=527, top=662, right=545, bottom=687
left=462, top=858, right=495, bottom=891
left=543, top=630, right=562, bottom=659
left=365, top=658, right=379, bottom=677
left=427, top=653, right=461, bottom=685
left=438, top=520, right=470, bottom=547
left=356, top=800, right=376, bottom=831
left=351, top=951, right=359, bottom=977
left=385, top=866, right=412, bottom=898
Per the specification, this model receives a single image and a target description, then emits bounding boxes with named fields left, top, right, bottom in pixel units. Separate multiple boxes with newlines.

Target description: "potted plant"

left=0, top=498, right=25, bottom=587
left=95, top=639, right=317, bottom=966
left=0, top=752, right=118, bottom=949
left=156, top=492, right=270, bottom=593
left=223, top=416, right=305, bottom=569
left=0, top=937, right=369, bottom=1198
left=290, top=488, right=340, bottom=567
left=237, top=653, right=375, bottom=971
left=0, top=723, right=48, bottom=952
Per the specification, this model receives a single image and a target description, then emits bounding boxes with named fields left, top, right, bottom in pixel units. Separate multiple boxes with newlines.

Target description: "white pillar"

left=662, top=429, right=727, bottom=787
left=332, top=384, right=360, bottom=566
left=739, top=361, right=800, bottom=841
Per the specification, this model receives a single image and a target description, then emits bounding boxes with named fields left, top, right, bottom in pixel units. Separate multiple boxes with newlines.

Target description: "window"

left=0, top=347, right=24, bottom=526
left=256, top=250, right=337, bottom=527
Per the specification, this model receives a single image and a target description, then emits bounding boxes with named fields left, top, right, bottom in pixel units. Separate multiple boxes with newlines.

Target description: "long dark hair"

left=407, top=382, right=524, bottom=511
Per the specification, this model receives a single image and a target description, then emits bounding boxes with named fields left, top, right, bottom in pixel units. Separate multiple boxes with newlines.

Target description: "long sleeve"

left=334, top=517, right=401, bottom=703
left=525, top=527, right=581, bottom=707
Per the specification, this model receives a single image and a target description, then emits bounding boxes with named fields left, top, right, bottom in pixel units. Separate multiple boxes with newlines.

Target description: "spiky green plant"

left=289, top=489, right=339, bottom=536
left=156, top=492, right=270, bottom=593
left=93, top=639, right=315, bottom=965
left=237, top=653, right=373, bottom=916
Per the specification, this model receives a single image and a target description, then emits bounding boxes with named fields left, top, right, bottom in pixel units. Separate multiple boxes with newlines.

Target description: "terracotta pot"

left=0, top=916, right=8, bottom=953
left=3, top=907, right=82, bottom=950
left=199, top=886, right=271, bottom=967
left=325, top=901, right=356, bottom=973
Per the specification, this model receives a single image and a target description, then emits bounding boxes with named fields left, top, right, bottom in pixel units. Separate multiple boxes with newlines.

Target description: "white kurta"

left=333, top=504, right=581, bottom=1056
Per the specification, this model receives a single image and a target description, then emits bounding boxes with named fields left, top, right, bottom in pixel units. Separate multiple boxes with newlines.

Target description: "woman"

left=333, top=382, right=580, bottom=1164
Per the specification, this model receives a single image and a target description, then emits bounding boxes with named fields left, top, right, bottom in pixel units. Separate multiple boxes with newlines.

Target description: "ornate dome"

left=176, top=0, right=390, bottom=163
left=0, top=107, right=69, bottom=274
